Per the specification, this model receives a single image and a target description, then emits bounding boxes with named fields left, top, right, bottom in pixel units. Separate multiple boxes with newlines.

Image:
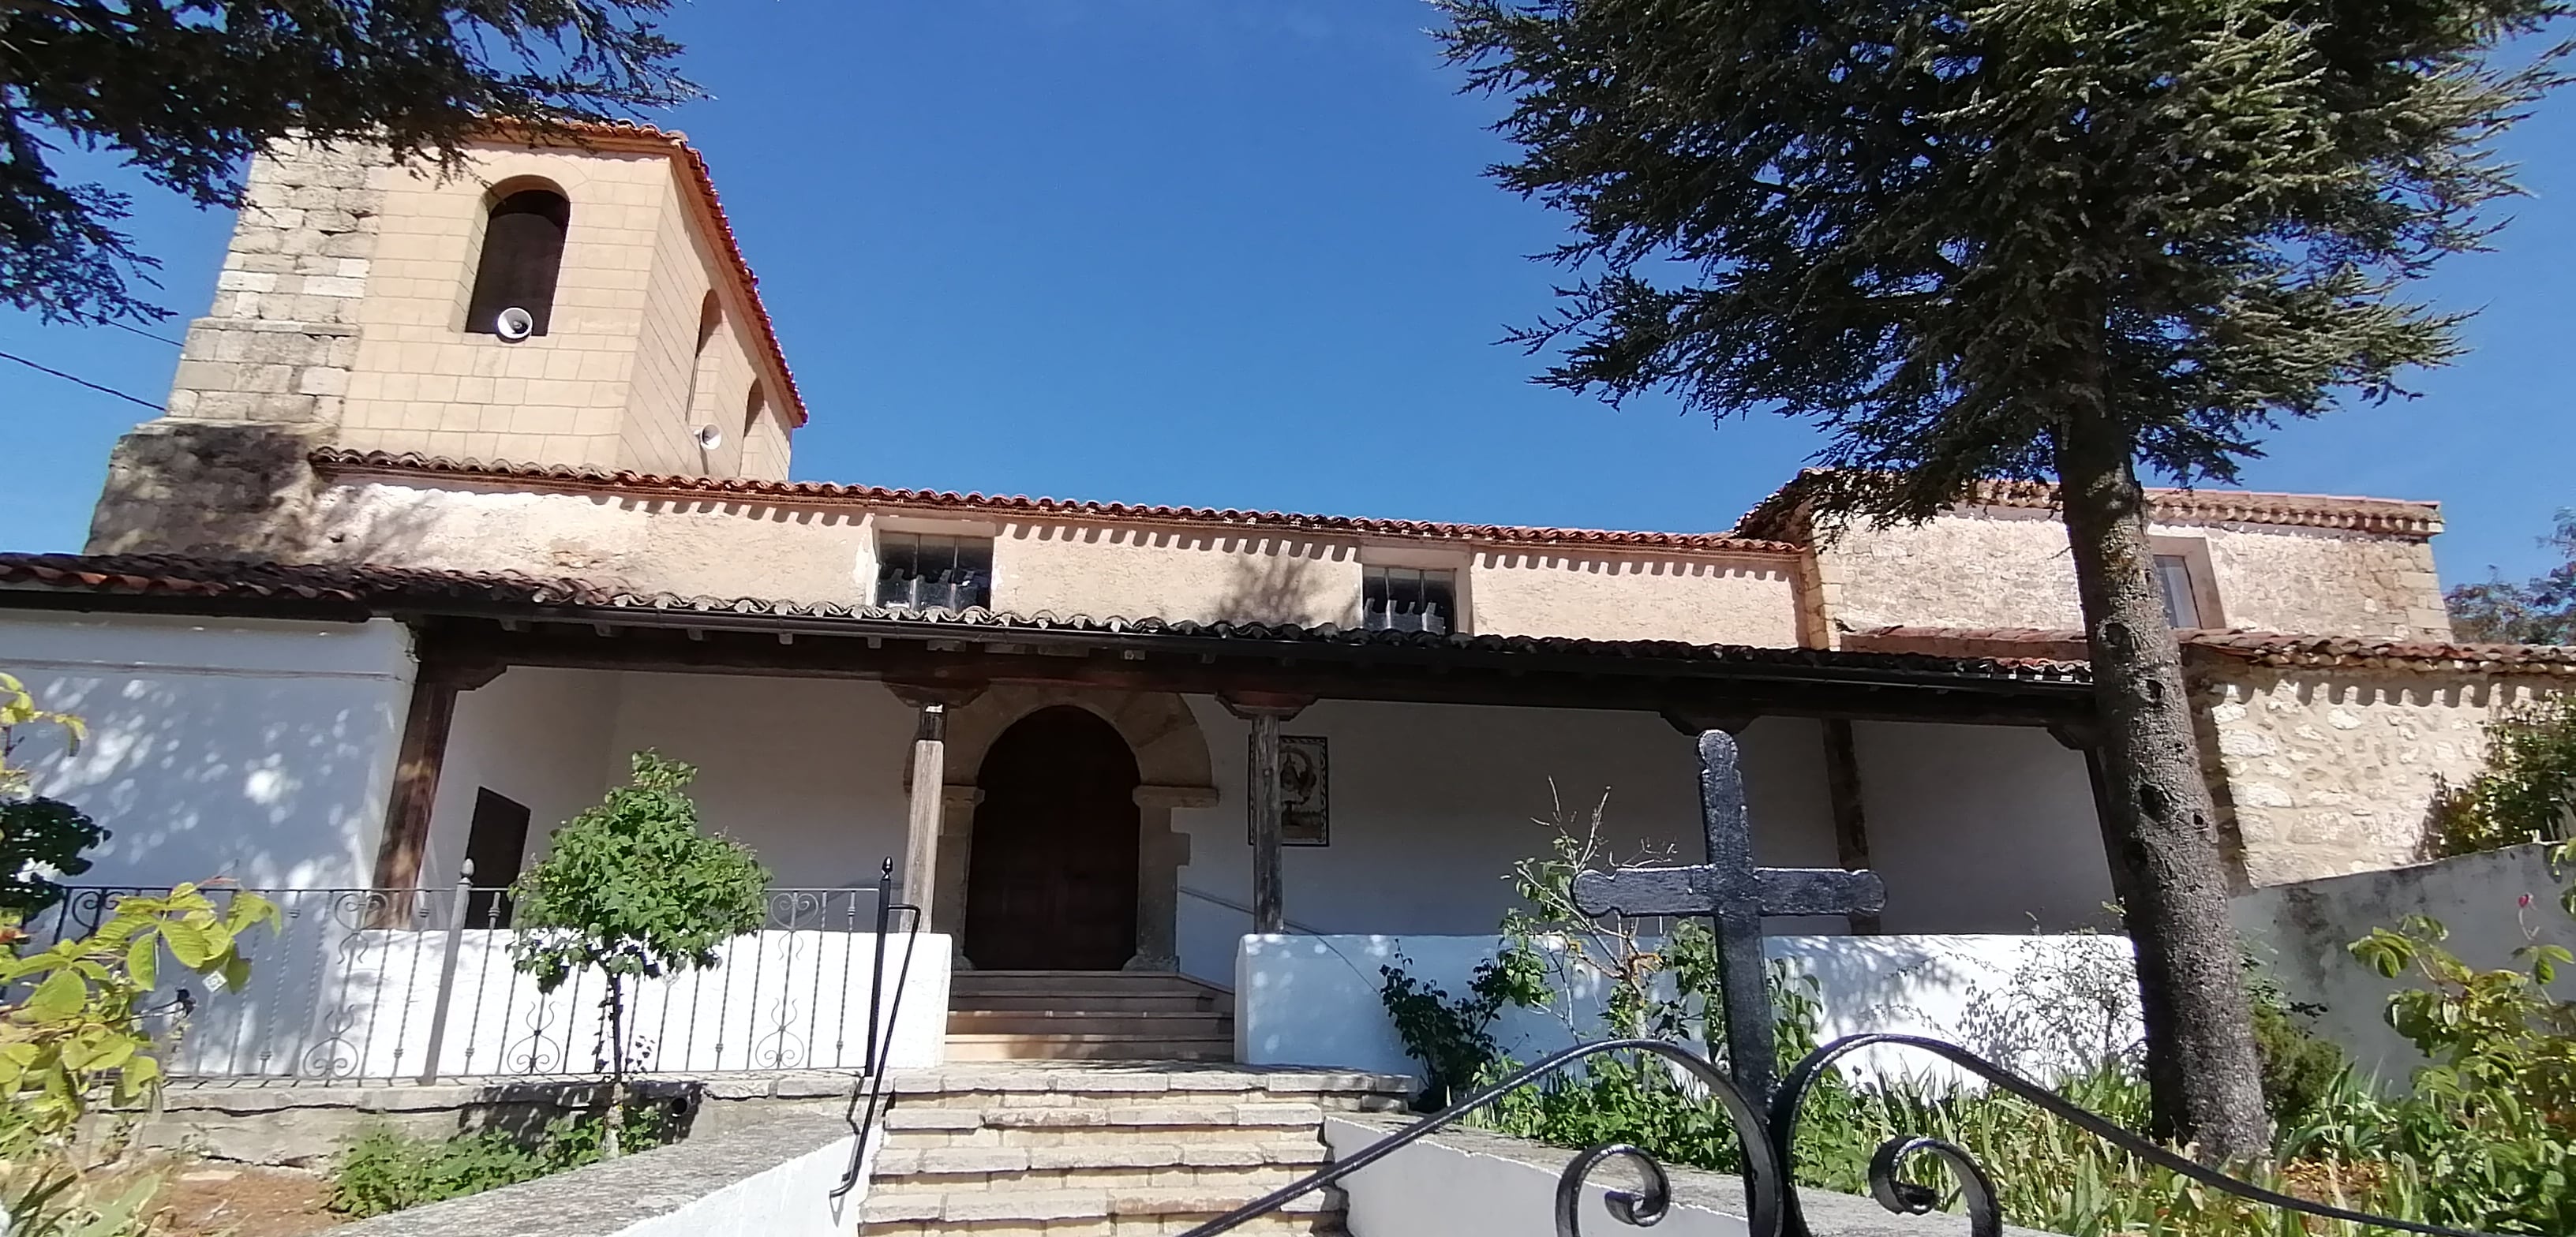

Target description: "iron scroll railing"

left=1177, top=1034, right=2514, bottom=1237
left=24, top=869, right=917, bottom=1085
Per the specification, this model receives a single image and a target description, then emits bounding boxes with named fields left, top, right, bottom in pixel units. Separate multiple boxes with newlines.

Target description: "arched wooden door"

left=963, top=706, right=1143, bottom=970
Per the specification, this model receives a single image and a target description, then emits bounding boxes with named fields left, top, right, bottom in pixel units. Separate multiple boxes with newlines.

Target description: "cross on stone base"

left=1572, top=728, right=1886, bottom=1102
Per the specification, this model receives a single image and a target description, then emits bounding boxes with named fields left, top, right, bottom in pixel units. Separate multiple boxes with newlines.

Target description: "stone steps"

left=858, top=1063, right=1407, bottom=1237
left=947, top=971, right=1236, bottom=1063
left=950, top=1011, right=1234, bottom=1037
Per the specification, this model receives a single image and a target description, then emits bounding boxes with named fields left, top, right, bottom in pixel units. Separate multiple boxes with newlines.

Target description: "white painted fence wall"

left=2232, top=843, right=2575, bottom=1081
left=1237, top=932, right=2140, bottom=1087
left=145, top=910, right=953, bottom=1079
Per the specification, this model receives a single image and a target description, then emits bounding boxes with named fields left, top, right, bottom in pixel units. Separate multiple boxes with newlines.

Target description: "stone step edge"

left=884, top=1104, right=1326, bottom=1130
left=859, top=1187, right=1343, bottom=1224
left=886, top=1068, right=1411, bottom=1095
left=874, top=1142, right=1327, bottom=1175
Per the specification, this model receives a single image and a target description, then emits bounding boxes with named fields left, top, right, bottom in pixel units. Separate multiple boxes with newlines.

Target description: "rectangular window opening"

left=2155, top=554, right=2203, bottom=629
left=876, top=533, right=995, bottom=611
left=1361, top=566, right=1458, bottom=634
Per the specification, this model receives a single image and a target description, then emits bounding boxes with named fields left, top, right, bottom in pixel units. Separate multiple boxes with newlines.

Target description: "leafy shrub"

left=509, top=752, right=766, bottom=1153
left=2429, top=697, right=2576, bottom=859
left=0, top=798, right=107, bottom=918
left=1377, top=945, right=1546, bottom=1110
left=325, top=1107, right=675, bottom=1218
left=2245, top=962, right=2346, bottom=1130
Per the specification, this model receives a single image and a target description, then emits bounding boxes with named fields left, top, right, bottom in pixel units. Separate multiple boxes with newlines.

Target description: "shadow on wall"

left=1214, top=541, right=1343, bottom=627
left=17, top=663, right=404, bottom=889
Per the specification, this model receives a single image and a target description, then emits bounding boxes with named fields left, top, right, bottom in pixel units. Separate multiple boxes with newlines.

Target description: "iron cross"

left=1571, top=727, right=1886, bottom=1103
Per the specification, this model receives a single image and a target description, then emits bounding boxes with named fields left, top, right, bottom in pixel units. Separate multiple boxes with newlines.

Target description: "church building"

left=4, top=124, right=2565, bottom=1072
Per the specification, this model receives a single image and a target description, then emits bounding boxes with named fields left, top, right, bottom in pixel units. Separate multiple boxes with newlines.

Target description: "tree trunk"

left=603, top=976, right=627, bottom=1158
left=2052, top=403, right=2271, bottom=1164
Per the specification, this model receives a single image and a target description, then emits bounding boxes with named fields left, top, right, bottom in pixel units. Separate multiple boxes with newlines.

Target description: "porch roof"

left=0, top=553, right=2097, bottom=725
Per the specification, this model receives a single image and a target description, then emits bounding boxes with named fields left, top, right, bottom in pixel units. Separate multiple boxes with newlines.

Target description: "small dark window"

left=465, top=189, right=571, bottom=337
left=876, top=533, right=994, bottom=611
left=1363, top=566, right=1457, bottom=633
left=462, top=788, right=533, bottom=925
left=2155, top=554, right=2204, bottom=629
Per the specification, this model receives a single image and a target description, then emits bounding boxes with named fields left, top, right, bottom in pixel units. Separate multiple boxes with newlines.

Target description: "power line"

left=103, top=320, right=185, bottom=347
left=0, top=349, right=164, bottom=412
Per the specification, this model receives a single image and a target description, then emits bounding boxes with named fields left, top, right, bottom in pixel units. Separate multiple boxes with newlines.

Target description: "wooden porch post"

left=904, top=704, right=947, bottom=921
left=369, top=649, right=502, bottom=913
left=1820, top=719, right=1883, bottom=934
left=889, top=682, right=984, bottom=930
left=1222, top=693, right=1311, bottom=936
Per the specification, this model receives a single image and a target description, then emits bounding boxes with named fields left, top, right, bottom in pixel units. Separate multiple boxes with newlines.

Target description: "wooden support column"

left=1820, top=718, right=1882, bottom=934
left=1222, top=692, right=1312, bottom=936
left=369, top=652, right=503, bottom=914
left=889, top=682, right=984, bottom=927
left=904, top=704, right=947, bottom=920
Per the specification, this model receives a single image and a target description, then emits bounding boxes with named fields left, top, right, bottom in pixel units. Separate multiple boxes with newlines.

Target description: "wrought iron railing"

left=829, top=895, right=924, bottom=1201
left=1178, top=1034, right=2511, bottom=1237
left=23, top=868, right=915, bottom=1085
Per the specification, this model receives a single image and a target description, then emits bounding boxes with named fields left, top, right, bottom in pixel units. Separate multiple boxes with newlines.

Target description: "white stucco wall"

left=0, top=611, right=414, bottom=888
left=1240, top=932, right=2140, bottom=1086
left=428, top=669, right=919, bottom=894
left=2232, top=843, right=2576, bottom=1082
left=1167, top=702, right=1853, bottom=983
left=1851, top=721, right=2117, bottom=932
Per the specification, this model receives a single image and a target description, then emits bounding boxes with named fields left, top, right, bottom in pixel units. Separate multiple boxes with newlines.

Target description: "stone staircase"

left=947, top=971, right=1235, bottom=1063
left=857, top=1062, right=1410, bottom=1235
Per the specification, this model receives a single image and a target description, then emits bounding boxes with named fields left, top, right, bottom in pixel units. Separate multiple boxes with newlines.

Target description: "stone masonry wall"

left=2193, top=659, right=2567, bottom=888
left=1822, top=504, right=2449, bottom=641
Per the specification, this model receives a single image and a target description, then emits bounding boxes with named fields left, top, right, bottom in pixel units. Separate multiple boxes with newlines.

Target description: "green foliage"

left=2447, top=510, right=2576, bottom=645
left=1, top=883, right=279, bottom=1134
left=2346, top=913, right=2576, bottom=1233
left=0, top=799, right=108, bottom=919
left=2245, top=961, right=2347, bottom=1131
left=0, top=1, right=700, bottom=325
left=1433, top=0, right=2563, bottom=515
left=324, top=1107, right=676, bottom=1219
left=0, top=674, right=85, bottom=800
left=2431, top=699, right=2576, bottom=860
left=1378, top=946, right=1548, bottom=1110
left=508, top=752, right=764, bottom=1153
left=509, top=752, right=769, bottom=998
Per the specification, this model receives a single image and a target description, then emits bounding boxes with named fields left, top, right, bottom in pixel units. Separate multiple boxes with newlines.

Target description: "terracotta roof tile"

left=0, top=553, right=2084, bottom=685
left=488, top=120, right=807, bottom=427
left=1734, top=469, right=2443, bottom=541
left=1845, top=624, right=2576, bottom=675
left=311, top=450, right=1804, bottom=555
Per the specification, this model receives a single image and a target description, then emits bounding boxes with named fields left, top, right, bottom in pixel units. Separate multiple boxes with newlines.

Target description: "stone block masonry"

left=859, top=1061, right=1411, bottom=1235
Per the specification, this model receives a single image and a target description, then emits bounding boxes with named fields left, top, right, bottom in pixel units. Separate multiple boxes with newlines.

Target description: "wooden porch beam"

left=414, top=620, right=2091, bottom=730
left=1221, top=693, right=1310, bottom=936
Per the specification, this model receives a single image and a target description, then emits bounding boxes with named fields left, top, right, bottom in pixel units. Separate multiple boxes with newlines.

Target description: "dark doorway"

left=964, top=706, right=1142, bottom=970
left=462, top=788, right=532, bottom=925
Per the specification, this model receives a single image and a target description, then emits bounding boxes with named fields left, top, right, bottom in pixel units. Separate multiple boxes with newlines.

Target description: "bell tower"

left=87, top=123, right=803, bottom=557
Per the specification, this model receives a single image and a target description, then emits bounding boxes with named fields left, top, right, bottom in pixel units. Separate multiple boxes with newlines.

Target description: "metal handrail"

left=830, top=895, right=923, bottom=1201
left=1176, top=1033, right=2515, bottom=1237
left=1177, top=883, right=1328, bottom=936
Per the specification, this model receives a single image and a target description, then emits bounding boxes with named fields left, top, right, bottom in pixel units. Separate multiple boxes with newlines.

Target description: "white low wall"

left=1238, top=932, right=2140, bottom=1087
left=141, top=906, right=953, bottom=1079
left=612, top=1127, right=868, bottom=1237
left=2233, top=843, right=2575, bottom=1081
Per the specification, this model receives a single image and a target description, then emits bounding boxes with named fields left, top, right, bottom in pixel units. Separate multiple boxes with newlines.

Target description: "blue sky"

left=4, top=1, right=2569, bottom=585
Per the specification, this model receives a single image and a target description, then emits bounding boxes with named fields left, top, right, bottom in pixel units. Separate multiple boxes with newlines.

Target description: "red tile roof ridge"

left=474, top=118, right=807, bottom=428
left=1844, top=624, right=2576, bottom=674
left=1734, top=469, right=2443, bottom=541
left=309, top=449, right=1805, bottom=554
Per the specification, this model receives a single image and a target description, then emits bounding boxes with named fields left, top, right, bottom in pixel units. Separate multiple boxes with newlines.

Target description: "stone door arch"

left=915, top=686, right=1216, bottom=970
